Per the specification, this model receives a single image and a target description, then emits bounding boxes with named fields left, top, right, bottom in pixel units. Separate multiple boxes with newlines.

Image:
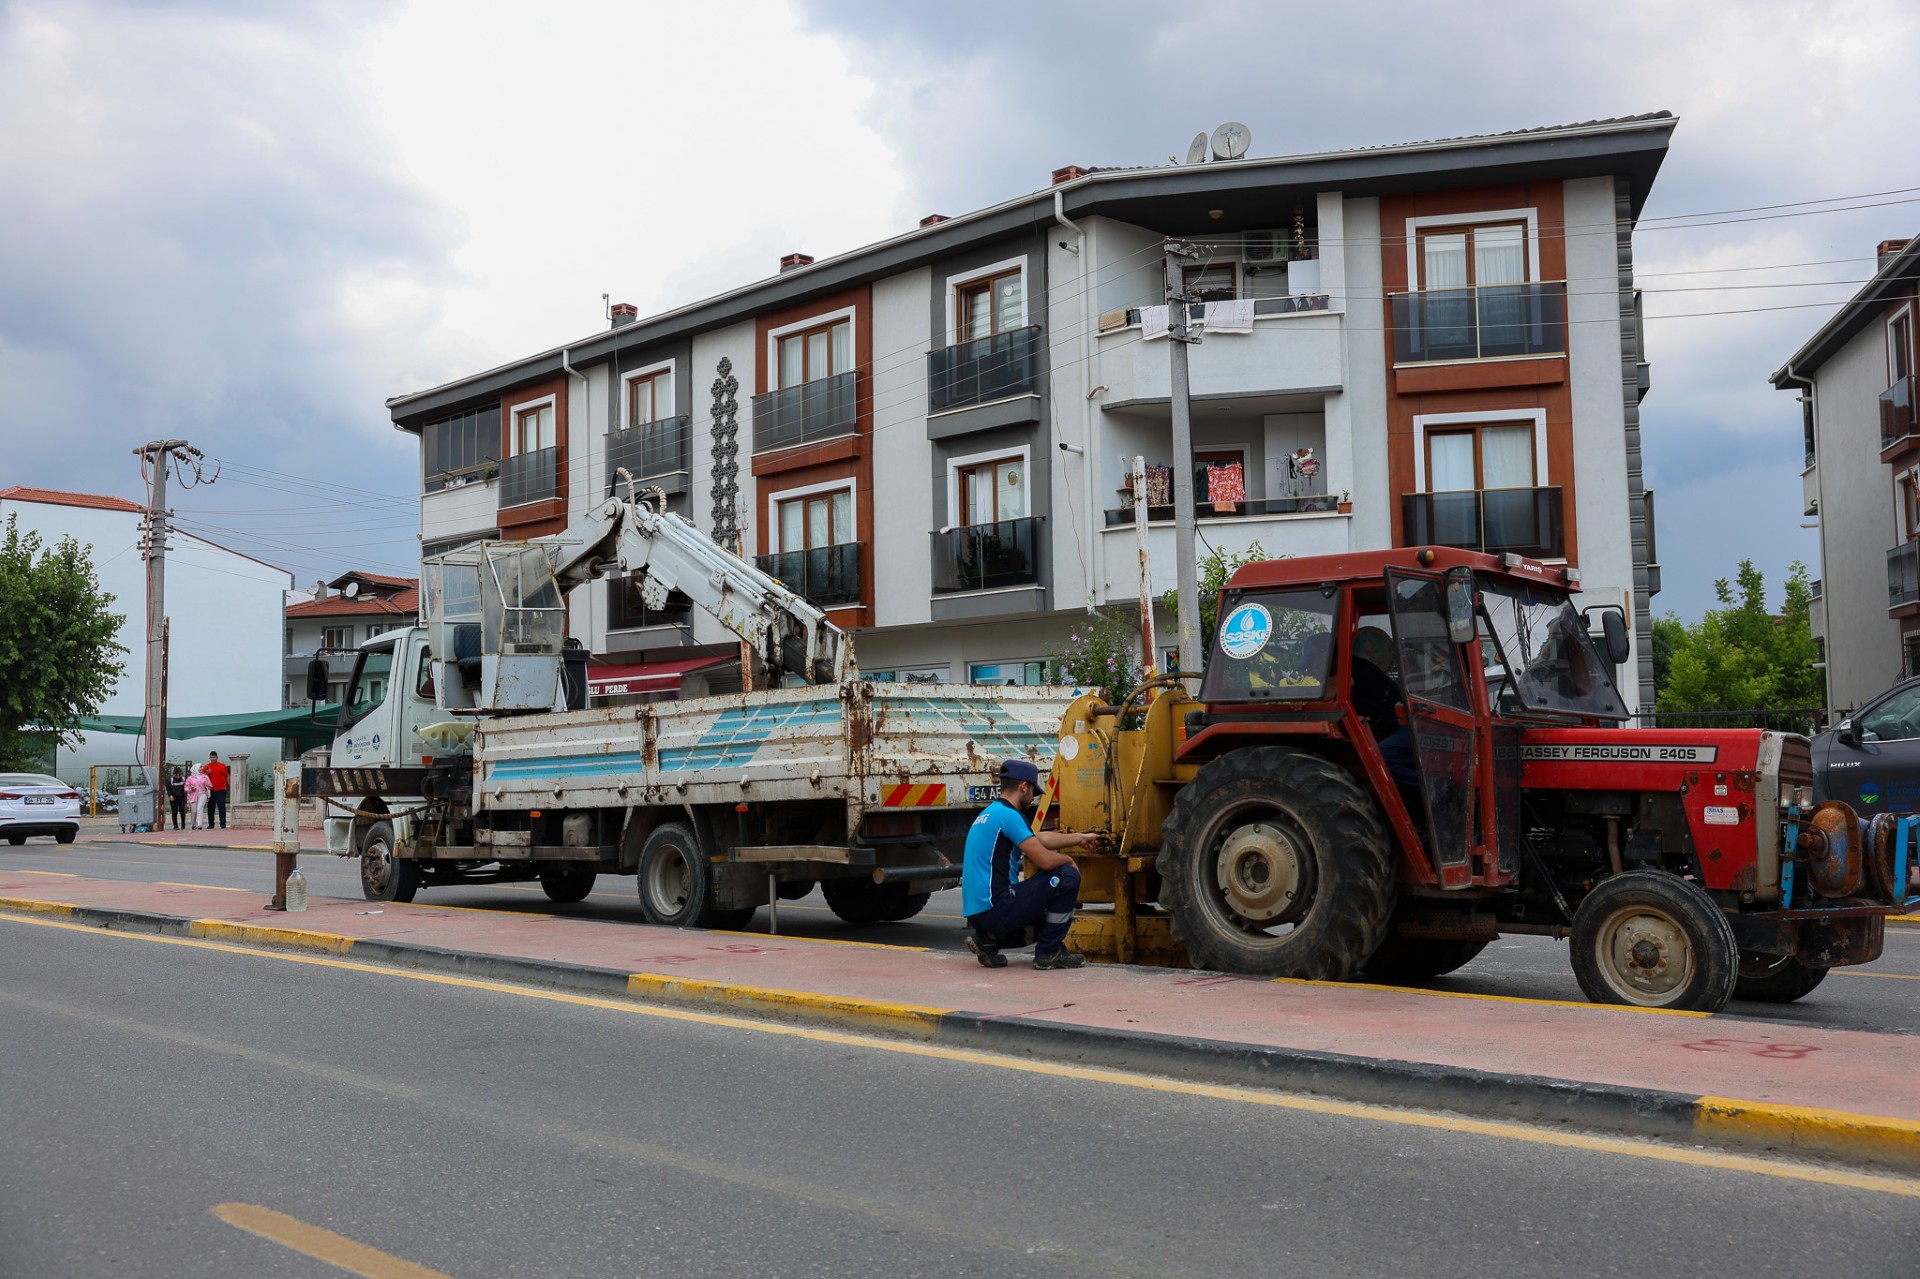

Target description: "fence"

left=1633, top=708, right=1826, bottom=736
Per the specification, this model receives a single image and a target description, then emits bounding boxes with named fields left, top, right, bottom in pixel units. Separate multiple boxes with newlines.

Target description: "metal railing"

left=757, top=543, right=863, bottom=607
left=1102, top=495, right=1346, bottom=526
left=1390, top=280, right=1568, bottom=364
left=752, top=370, right=861, bottom=453
left=1402, top=487, right=1564, bottom=559
left=498, top=445, right=559, bottom=507
left=606, top=415, right=690, bottom=490
left=1634, top=708, right=1826, bottom=735
left=1890, top=541, right=1920, bottom=608
left=927, top=326, right=1042, bottom=412
left=931, top=516, right=1044, bottom=594
left=1880, top=375, right=1916, bottom=450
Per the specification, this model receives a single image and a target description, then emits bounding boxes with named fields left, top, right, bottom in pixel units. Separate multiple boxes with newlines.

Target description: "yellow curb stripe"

left=186, top=919, right=356, bottom=957
left=627, top=971, right=950, bottom=1036
left=0, top=895, right=75, bottom=918
left=1695, top=1096, right=1920, bottom=1167
left=1270, top=974, right=1713, bottom=1016
left=157, top=882, right=250, bottom=893
left=212, top=1203, right=450, bottom=1279
left=15, top=869, right=78, bottom=877
left=395, top=901, right=556, bottom=919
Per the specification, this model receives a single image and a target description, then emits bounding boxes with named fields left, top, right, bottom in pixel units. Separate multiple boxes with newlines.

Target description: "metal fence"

left=1633, top=708, right=1826, bottom=735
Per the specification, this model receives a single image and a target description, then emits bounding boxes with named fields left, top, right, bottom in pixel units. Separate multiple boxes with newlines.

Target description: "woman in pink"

left=183, top=765, right=211, bottom=830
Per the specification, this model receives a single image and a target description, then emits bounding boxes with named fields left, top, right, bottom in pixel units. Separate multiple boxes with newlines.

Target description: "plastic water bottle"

left=285, top=868, right=308, bottom=913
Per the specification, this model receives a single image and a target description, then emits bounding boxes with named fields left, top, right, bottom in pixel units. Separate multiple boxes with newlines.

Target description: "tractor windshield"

left=1477, top=577, right=1628, bottom=720
left=1200, top=589, right=1339, bottom=702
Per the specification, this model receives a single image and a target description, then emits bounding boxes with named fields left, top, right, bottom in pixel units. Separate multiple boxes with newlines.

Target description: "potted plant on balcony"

left=1338, top=490, right=1352, bottom=514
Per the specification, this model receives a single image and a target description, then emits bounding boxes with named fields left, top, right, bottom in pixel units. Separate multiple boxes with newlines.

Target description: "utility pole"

left=134, top=440, right=216, bottom=795
left=1164, top=241, right=1203, bottom=675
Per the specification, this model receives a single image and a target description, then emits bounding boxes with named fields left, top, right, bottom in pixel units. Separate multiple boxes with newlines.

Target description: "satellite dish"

left=1210, top=121, right=1251, bottom=161
left=1185, top=132, right=1209, bottom=165
left=342, top=581, right=360, bottom=599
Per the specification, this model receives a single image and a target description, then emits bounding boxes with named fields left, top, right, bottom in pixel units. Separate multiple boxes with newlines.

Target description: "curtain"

left=1421, top=233, right=1470, bottom=356
left=1428, top=433, right=1475, bottom=491
left=994, top=276, right=1022, bottom=334
left=995, top=460, right=1025, bottom=521
left=1480, top=425, right=1534, bottom=488
left=1476, top=226, right=1527, bottom=354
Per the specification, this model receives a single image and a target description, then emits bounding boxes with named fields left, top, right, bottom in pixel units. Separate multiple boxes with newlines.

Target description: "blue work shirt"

left=962, top=798, right=1034, bottom=917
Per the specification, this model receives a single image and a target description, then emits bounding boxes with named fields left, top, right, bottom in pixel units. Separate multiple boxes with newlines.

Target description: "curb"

left=4, top=893, right=1917, bottom=1175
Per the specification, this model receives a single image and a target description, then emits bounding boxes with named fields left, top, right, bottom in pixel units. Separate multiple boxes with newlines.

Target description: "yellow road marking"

left=156, top=881, right=249, bottom=893
left=5, top=910, right=1918, bottom=1199
left=212, top=1203, right=450, bottom=1279
left=14, top=870, right=77, bottom=877
left=397, top=901, right=555, bottom=919
left=1271, top=974, right=1712, bottom=1017
left=1835, top=969, right=1920, bottom=981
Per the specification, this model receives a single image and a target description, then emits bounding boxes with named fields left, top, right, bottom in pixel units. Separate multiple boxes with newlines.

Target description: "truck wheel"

left=359, top=820, right=420, bottom=904
left=539, top=867, right=598, bottom=904
left=638, top=822, right=722, bottom=927
left=883, top=891, right=932, bottom=922
left=1362, top=936, right=1488, bottom=982
left=1570, top=870, right=1738, bottom=1012
left=821, top=878, right=908, bottom=925
left=1733, top=951, right=1829, bottom=1003
left=1157, top=747, right=1395, bottom=979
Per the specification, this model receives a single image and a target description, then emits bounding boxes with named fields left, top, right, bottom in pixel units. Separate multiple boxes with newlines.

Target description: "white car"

left=0, top=773, right=81, bottom=845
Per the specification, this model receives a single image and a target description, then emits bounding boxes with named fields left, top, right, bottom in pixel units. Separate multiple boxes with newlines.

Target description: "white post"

left=1132, top=455, right=1157, bottom=678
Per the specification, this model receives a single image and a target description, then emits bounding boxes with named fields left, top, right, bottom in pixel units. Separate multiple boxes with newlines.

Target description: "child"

left=167, top=769, right=187, bottom=829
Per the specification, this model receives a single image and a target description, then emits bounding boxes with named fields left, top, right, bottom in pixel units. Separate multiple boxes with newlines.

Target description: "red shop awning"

left=587, top=655, right=732, bottom=698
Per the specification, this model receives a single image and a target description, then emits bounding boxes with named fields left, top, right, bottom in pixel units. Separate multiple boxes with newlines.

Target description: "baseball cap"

left=998, top=759, right=1041, bottom=787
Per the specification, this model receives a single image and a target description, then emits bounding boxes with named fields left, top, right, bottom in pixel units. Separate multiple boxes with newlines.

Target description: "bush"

left=1053, top=610, right=1145, bottom=707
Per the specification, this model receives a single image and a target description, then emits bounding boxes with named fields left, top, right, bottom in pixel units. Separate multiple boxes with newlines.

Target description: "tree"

left=1052, top=609, right=1145, bottom=708
left=0, top=514, right=128, bottom=770
left=1654, top=560, right=1820, bottom=714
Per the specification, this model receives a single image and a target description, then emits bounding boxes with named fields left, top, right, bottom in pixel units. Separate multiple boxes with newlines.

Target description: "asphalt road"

left=8, top=835, right=1920, bottom=1037
left=3, top=914, right=1917, bottom=1279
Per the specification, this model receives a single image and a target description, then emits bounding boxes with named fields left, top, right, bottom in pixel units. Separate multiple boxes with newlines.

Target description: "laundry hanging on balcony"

left=1202, top=462, right=1245, bottom=511
left=1201, top=299, right=1255, bottom=334
left=1139, top=305, right=1171, bottom=341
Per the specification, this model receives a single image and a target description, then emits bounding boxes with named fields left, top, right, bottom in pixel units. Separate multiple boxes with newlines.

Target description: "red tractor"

left=1049, top=547, right=1912, bottom=1012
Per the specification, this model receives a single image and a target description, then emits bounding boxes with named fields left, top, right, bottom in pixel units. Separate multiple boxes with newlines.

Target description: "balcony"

left=757, top=543, right=863, bottom=608
left=1094, top=302, right=1343, bottom=409
left=928, top=326, right=1042, bottom=414
left=1102, top=495, right=1342, bottom=527
left=752, top=371, right=861, bottom=454
left=498, top=445, right=558, bottom=508
left=1890, top=542, right=1920, bottom=612
left=931, top=517, right=1044, bottom=595
left=606, top=416, right=691, bottom=494
left=1402, top=487, right=1565, bottom=559
left=1390, top=281, right=1568, bottom=364
left=1880, top=376, right=1916, bottom=456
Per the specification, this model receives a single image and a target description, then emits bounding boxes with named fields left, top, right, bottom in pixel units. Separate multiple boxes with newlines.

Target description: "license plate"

left=24, top=797, right=54, bottom=805
left=967, top=785, right=997, bottom=803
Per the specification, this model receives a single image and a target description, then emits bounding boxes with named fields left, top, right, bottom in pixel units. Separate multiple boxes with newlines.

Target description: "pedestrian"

left=205, top=750, right=230, bottom=830
left=167, top=769, right=187, bottom=829
left=962, top=759, right=1100, bottom=970
left=184, top=765, right=211, bottom=830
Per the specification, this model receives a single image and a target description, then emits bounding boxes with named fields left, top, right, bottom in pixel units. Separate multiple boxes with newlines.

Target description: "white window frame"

left=506, top=393, right=558, bottom=457
left=766, top=476, right=859, bottom=553
left=1411, top=409, right=1548, bottom=493
left=322, top=625, right=352, bottom=649
left=1890, top=303, right=1915, bottom=384
left=942, top=443, right=1032, bottom=531
left=1896, top=463, right=1920, bottom=542
left=620, top=359, right=676, bottom=429
left=766, top=307, right=858, bottom=390
left=1403, top=208, right=1542, bottom=290
left=943, top=255, right=1029, bottom=347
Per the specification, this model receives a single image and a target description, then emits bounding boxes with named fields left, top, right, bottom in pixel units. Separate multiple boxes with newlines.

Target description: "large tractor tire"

left=1157, top=747, right=1395, bottom=979
left=1362, top=935, right=1488, bottom=983
left=1733, top=951, right=1829, bottom=1004
left=538, top=867, right=598, bottom=904
left=1569, top=870, right=1739, bottom=1012
left=638, top=822, right=730, bottom=928
left=359, top=820, right=420, bottom=904
left=822, top=877, right=915, bottom=925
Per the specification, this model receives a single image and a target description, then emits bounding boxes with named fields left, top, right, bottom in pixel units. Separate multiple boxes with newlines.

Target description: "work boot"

left=1033, top=949, right=1087, bottom=970
left=966, top=932, right=1008, bottom=969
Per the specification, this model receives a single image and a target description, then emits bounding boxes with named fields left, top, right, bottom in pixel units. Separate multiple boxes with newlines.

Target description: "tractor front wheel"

left=1570, top=871, right=1739, bottom=1012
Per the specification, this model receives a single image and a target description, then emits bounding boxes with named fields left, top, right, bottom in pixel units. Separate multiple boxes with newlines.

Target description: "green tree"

left=1158, top=541, right=1284, bottom=657
left=0, top=513, right=128, bottom=769
left=1655, top=560, right=1820, bottom=714
left=1052, top=609, right=1145, bottom=708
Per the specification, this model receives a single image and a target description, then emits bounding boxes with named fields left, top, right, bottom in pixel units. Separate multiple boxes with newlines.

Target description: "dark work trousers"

left=169, top=794, right=186, bottom=827
left=966, top=864, right=1082, bottom=954
left=210, top=789, right=228, bottom=829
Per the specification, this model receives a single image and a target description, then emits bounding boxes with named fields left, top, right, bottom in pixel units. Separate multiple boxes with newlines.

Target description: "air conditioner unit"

left=1242, top=229, right=1290, bottom=266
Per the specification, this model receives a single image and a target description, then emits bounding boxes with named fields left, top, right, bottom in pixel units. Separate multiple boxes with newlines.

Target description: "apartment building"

left=387, top=114, right=1673, bottom=710
left=283, top=570, right=419, bottom=708
left=1773, top=237, right=1920, bottom=714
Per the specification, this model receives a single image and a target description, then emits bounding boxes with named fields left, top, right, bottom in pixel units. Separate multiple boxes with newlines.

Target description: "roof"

left=74, top=705, right=341, bottom=751
left=388, top=113, right=1676, bottom=424
left=333, top=570, right=416, bottom=591
left=0, top=486, right=145, bottom=514
left=286, top=589, right=419, bottom=619
left=1769, top=237, right=1920, bottom=385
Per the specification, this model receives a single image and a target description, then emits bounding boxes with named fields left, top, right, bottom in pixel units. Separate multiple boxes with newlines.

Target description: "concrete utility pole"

left=134, top=440, right=215, bottom=795
left=1164, top=242, right=1203, bottom=675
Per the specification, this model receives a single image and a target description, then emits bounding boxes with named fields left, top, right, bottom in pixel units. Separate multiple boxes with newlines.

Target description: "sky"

left=2, top=0, right=1916, bottom=621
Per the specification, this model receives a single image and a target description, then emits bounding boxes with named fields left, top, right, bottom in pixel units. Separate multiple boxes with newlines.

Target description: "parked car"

left=0, top=773, right=81, bottom=845
left=1811, top=675, right=1920, bottom=811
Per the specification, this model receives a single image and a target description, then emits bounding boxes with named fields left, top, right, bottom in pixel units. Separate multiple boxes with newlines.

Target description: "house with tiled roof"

left=283, top=570, right=420, bottom=709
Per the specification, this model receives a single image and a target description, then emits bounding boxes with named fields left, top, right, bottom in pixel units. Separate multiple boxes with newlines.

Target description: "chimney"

left=609, top=302, right=638, bottom=329
left=919, top=214, right=949, bottom=228
left=1878, top=238, right=1912, bottom=269
left=1051, top=165, right=1089, bottom=186
left=780, top=252, right=814, bottom=273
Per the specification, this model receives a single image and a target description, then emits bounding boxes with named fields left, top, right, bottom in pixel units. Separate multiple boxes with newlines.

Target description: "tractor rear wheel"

left=1158, top=747, right=1395, bottom=979
left=1362, top=935, right=1488, bottom=983
left=1570, top=870, right=1739, bottom=1012
left=1733, top=951, right=1829, bottom=1003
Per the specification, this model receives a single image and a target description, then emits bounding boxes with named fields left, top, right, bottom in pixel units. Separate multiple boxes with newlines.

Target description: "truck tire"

left=1362, top=936, right=1488, bottom=982
left=1570, top=871, right=1739, bottom=1012
left=638, top=822, right=725, bottom=928
left=1157, top=747, right=1395, bottom=979
left=884, top=891, right=932, bottom=922
left=821, top=878, right=912, bottom=925
left=539, top=867, right=597, bottom=904
left=359, top=820, right=420, bottom=904
left=1734, top=951, right=1829, bottom=1003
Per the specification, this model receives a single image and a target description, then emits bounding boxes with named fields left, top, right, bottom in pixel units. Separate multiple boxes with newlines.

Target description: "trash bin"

left=117, top=784, right=157, bottom=833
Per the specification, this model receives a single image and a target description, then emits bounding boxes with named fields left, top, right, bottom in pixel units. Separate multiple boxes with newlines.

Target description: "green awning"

left=72, top=705, right=345, bottom=751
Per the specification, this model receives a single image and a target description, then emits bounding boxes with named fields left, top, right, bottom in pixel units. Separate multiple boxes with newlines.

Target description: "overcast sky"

left=2, top=0, right=1915, bottom=621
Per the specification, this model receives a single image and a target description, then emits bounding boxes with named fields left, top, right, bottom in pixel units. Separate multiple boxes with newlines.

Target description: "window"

left=513, top=400, right=555, bottom=455
left=415, top=646, right=435, bottom=700
left=1428, top=424, right=1535, bottom=492
left=957, top=456, right=1026, bottom=526
left=957, top=269, right=1024, bottom=341
left=865, top=666, right=950, bottom=684
left=322, top=625, right=352, bottom=649
left=1196, top=448, right=1249, bottom=508
left=626, top=368, right=673, bottom=427
left=365, top=624, right=386, bottom=639
left=1198, top=589, right=1338, bottom=703
left=421, top=404, right=500, bottom=490
left=339, top=648, right=394, bottom=731
left=1859, top=684, right=1920, bottom=742
left=1418, top=222, right=1529, bottom=290
left=1891, top=310, right=1914, bottom=387
left=969, top=659, right=1050, bottom=686
left=777, top=320, right=852, bottom=389
left=777, top=488, right=853, bottom=551
left=1185, top=262, right=1238, bottom=302
left=1900, top=470, right=1920, bottom=542
left=608, top=576, right=693, bottom=630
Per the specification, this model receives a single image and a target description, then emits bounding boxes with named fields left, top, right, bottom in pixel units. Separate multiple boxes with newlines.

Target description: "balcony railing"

left=1402, top=487, right=1565, bottom=559
left=757, top=543, right=863, bottom=608
left=1102, top=495, right=1344, bottom=527
left=1390, top=281, right=1568, bottom=364
left=1890, top=542, right=1920, bottom=609
left=931, top=516, right=1044, bottom=594
left=928, top=326, right=1042, bottom=413
left=606, top=415, right=690, bottom=490
left=1880, top=376, right=1916, bottom=450
left=498, top=445, right=559, bottom=508
left=752, top=370, right=861, bottom=454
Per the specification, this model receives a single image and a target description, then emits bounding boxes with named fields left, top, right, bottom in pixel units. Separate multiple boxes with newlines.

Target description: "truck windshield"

left=1200, top=589, right=1339, bottom=702
left=338, top=648, right=395, bottom=731
left=1477, top=577, right=1627, bottom=720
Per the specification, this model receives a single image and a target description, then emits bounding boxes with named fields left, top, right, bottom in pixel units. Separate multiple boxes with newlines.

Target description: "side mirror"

left=1444, top=568, right=1476, bottom=645
left=1600, top=610, right=1630, bottom=666
left=305, top=658, right=329, bottom=704
left=1836, top=719, right=1857, bottom=746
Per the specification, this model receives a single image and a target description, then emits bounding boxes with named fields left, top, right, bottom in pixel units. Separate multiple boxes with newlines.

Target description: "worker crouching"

left=962, top=759, right=1100, bottom=970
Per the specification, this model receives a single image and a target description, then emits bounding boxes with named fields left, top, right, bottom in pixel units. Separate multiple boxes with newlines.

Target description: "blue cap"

left=999, top=759, right=1041, bottom=787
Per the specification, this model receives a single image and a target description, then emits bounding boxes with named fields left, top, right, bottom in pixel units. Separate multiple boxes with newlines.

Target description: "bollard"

left=266, top=761, right=302, bottom=910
